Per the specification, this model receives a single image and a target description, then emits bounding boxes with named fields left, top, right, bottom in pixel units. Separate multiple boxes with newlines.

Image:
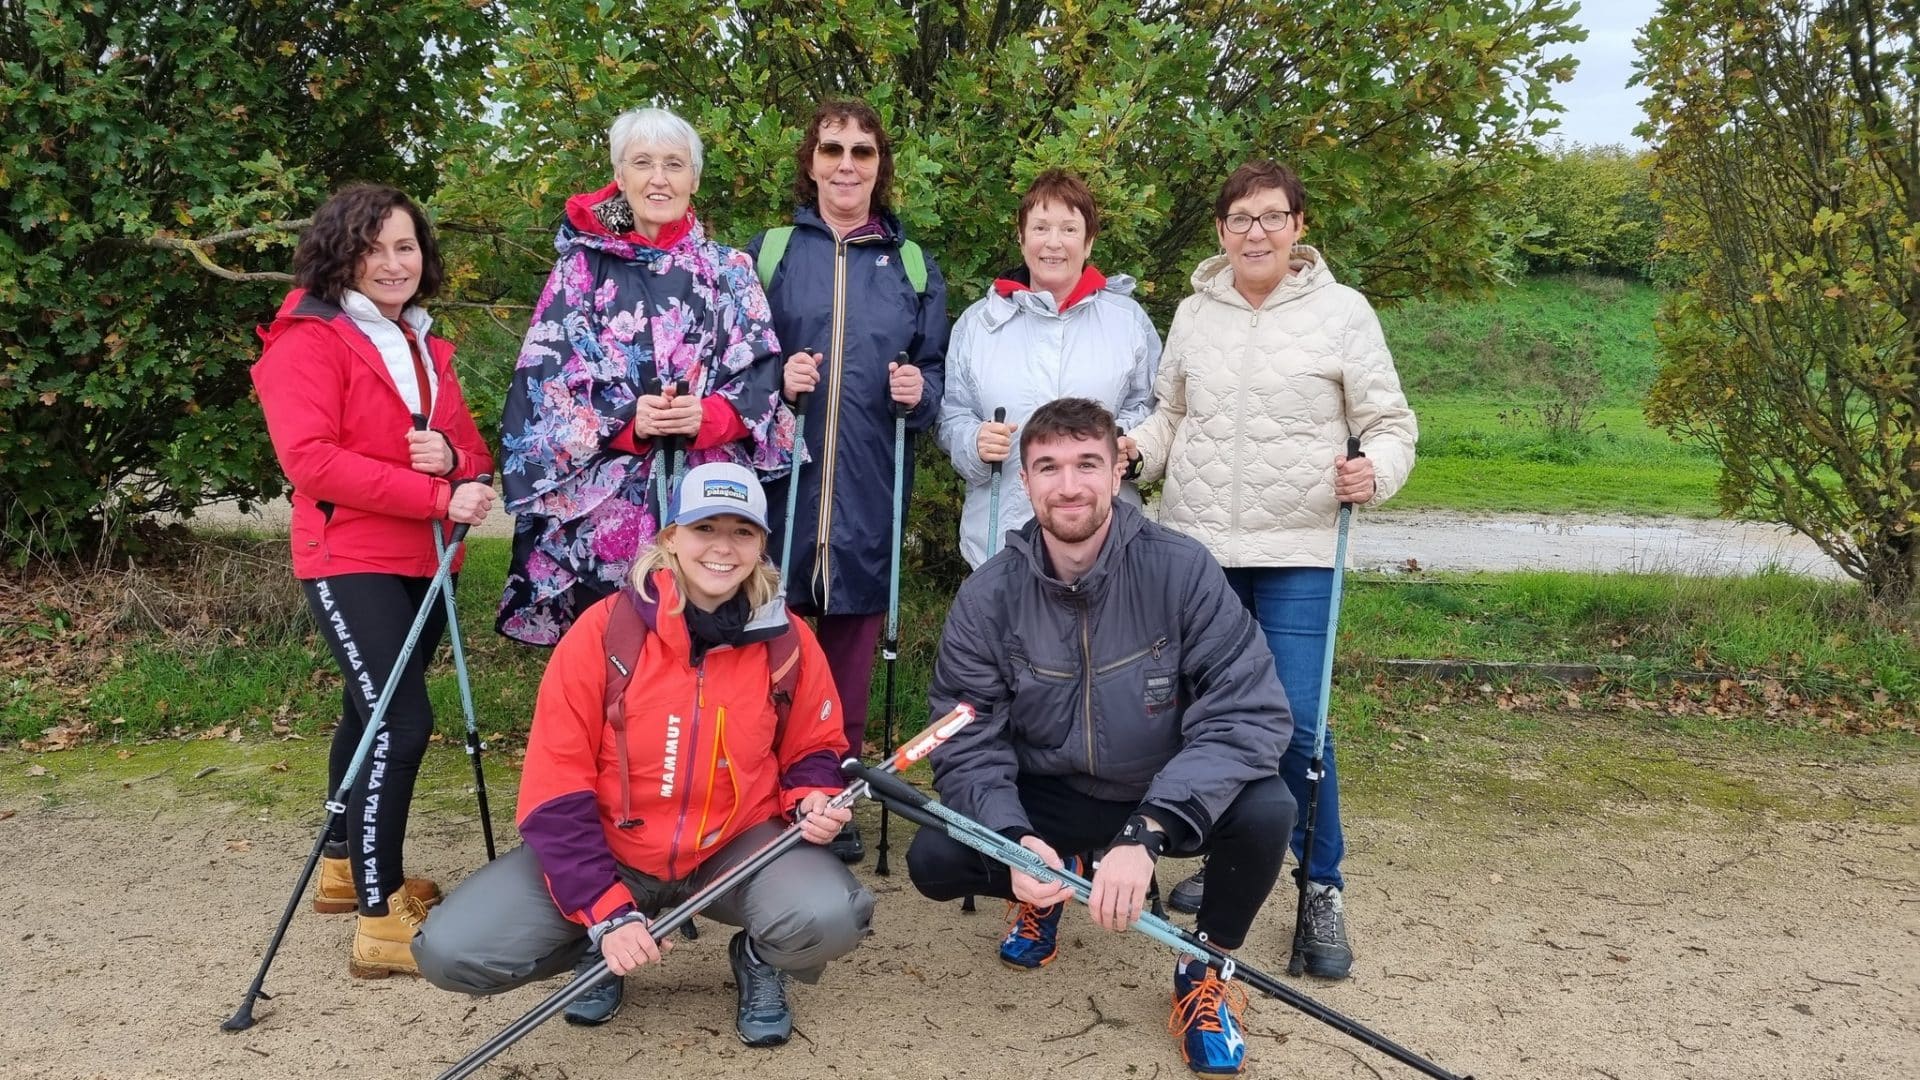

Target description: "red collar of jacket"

left=993, top=264, right=1108, bottom=312
left=258, top=286, right=454, bottom=371
left=565, top=183, right=696, bottom=250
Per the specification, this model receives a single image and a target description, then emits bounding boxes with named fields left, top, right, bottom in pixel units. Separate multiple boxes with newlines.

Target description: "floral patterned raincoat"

left=496, top=185, right=793, bottom=645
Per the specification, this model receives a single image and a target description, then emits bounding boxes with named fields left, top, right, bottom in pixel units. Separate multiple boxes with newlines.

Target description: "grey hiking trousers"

left=413, top=819, right=874, bottom=992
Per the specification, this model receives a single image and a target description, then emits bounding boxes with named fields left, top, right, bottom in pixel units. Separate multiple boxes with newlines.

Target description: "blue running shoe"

left=997, top=856, right=1080, bottom=969
left=1170, top=958, right=1250, bottom=1074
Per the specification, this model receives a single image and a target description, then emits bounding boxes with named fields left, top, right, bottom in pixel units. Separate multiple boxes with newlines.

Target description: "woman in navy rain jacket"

left=747, top=99, right=949, bottom=862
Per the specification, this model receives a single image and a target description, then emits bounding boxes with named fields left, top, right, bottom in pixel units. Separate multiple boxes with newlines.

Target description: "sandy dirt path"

left=2, top=750, right=1913, bottom=1080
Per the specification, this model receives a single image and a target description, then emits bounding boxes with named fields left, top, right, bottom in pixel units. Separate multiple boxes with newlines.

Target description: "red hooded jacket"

left=252, top=289, right=494, bottom=579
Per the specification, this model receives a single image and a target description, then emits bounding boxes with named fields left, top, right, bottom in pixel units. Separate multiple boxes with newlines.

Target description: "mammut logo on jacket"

left=660, top=715, right=683, bottom=797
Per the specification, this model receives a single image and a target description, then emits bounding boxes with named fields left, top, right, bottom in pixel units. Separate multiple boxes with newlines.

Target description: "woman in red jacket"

left=414, top=462, right=871, bottom=1048
left=252, top=184, right=496, bottom=978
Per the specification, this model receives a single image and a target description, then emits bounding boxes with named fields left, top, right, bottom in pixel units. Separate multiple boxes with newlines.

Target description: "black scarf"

left=683, top=592, right=751, bottom=664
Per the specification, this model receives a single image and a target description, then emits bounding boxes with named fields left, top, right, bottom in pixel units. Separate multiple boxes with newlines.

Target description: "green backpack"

left=755, top=225, right=928, bottom=294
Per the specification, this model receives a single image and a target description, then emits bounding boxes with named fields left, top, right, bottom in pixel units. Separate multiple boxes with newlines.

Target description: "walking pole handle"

left=1340, top=435, right=1364, bottom=506
left=448, top=474, right=492, bottom=545
left=890, top=352, right=912, bottom=419
left=989, top=407, right=1006, bottom=473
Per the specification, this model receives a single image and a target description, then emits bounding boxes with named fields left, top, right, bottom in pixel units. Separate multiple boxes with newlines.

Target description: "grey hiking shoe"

left=728, top=931, right=792, bottom=1046
left=1297, top=882, right=1354, bottom=980
left=563, top=950, right=625, bottom=1026
left=1168, top=864, right=1205, bottom=914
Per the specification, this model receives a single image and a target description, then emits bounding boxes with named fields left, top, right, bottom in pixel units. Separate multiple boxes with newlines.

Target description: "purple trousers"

left=813, top=612, right=884, bottom=756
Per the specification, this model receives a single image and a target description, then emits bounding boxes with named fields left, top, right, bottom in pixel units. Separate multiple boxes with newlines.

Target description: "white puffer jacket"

left=937, top=270, right=1161, bottom=568
left=1131, top=247, right=1417, bottom=568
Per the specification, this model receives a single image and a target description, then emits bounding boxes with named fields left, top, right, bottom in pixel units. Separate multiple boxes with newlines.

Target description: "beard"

left=1035, top=496, right=1111, bottom=545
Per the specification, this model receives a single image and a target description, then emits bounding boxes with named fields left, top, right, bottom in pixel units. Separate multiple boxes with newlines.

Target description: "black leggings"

left=302, top=573, right=450, bottom=916
left=906, top=773, right=1295, bottom=950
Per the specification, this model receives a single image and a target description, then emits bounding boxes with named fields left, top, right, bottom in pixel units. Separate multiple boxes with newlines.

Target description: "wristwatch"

left=1111, top=814, right=1167, bottom=861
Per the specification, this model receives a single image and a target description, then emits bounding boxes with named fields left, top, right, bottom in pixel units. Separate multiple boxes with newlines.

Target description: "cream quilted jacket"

left=1131, top=246, right=1417, bottom=568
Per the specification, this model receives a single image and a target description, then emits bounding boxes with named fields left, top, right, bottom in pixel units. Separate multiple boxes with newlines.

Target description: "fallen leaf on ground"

left=116, top=750, right=132, bottom=760
left=225, top=839, right=252, bottom=852
left=26, top=765, right=48, bottom=777
left=269, top=759, right=289, bottom=772
left=0, top=809, right=16, bottom=821
left=1489, top=872, right=1505, bottom=885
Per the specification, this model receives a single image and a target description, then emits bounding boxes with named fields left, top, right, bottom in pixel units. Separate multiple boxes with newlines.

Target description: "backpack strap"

left=898, top=238, right=928, bottom=294
left=605, top=587, right=806, bottom=749
left=755, top=226, right=794, bottom=287
left=603, top=588, right=651, bottom=829
left=758, top=224, right=927, bottom=296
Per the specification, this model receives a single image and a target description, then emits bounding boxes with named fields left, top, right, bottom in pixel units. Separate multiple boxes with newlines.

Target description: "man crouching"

left=906, top=397, right=1296, bottom=1075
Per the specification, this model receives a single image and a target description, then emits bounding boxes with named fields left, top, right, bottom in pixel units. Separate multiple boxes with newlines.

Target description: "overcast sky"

left=1544, top=0, right=1662, bottom=148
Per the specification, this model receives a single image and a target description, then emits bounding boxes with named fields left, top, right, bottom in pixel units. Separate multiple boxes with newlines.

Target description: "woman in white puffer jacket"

left=937, top=170, right=1160, bottom=568
left=1130, top=160, right=1418, bottom=983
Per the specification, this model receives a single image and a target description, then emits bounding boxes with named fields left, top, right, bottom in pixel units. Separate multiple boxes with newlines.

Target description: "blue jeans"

left=1223, top=567, right=1344, bottom=890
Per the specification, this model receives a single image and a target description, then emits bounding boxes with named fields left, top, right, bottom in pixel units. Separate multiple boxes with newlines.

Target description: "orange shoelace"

left=1169, top=970, right=1251, bottom=1042
left=1004, top=900, right=1058, bottom=941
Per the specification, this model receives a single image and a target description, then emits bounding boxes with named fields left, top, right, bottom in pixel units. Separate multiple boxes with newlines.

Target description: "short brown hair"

left=794, top=99, right=894, bottom=214
left=1017, top=169, right=1100, bottom=243
left=1020, top=397, right=1119, bottom=467
left=292, top=184, right=444, bottom=307
left=1213, top=160, right=1307, bottom=222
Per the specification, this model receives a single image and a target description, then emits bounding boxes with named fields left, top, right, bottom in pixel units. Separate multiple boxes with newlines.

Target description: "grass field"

left=1373, top=274, right=1727, bottom=516
left=6, top=534, right=1912, bottom=749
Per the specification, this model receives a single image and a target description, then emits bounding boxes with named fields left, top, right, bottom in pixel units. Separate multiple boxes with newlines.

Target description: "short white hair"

left=609, top=108, right=703, bottom=180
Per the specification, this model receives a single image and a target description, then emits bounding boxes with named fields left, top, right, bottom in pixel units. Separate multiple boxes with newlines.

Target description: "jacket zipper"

left=1092, top=637, right=1170, bottom=676
left=1080, top=603, right=1096, bottom=775
left=1230, top=308, right=1253, bottom=560
left=666, top=664, right=705, bottom=880
left=814, top=236, right=851, bottom=606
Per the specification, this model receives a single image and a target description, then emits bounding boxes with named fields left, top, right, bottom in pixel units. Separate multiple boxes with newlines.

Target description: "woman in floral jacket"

left=497, top=107, right=794, bottom=646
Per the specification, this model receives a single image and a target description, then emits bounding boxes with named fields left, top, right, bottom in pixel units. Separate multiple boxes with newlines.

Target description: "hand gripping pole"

left=434, top=706, right=978, bottom=1080
left=843, top=761, right=1475, bottom=1080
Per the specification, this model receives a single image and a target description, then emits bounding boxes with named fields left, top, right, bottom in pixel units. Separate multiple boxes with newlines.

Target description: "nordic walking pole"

left=414, top=415, right=497, bottom=863
left=1290, top=435, right=1362, bottom=976
left=985, top=406, right=1007, bottom=558
left=223, top=483, right=489, bottom=1032
left=435, top=705, right=979, bottom=1080
left=873, top=353, right=911, bottom=877
left=651, top=379, right=687, bottom=521
left=776, top=379, right=813, bottom=595
left=845, top=762, right=1475, bottom=1080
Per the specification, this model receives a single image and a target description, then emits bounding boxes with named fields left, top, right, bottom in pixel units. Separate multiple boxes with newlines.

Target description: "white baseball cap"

left=671, top=461, right=770, bottom=532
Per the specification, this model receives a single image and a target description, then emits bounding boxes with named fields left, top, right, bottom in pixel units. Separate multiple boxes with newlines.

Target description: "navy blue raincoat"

left=748, top=206, right=949, bottom=615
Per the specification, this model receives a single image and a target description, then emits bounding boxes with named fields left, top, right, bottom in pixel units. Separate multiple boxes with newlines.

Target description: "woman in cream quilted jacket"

left=1130, top=160, right=1417, bottom=982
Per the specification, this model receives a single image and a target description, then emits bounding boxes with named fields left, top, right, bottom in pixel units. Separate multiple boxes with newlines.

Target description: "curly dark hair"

left=794, top=99, right=894, bottom=215
left=291, top=184, right=444, bottom=307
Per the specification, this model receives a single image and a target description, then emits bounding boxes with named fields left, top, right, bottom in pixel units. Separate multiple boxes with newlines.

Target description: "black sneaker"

left=562, top=951, right=625, bottom=1026
left=728, top=931, right=792, bottom=1047
left=829, top=821, right=865, bottom=864
left=1296, top=883, right=1354, bottom=980
left=1168, top=864, right=1205, bottom=915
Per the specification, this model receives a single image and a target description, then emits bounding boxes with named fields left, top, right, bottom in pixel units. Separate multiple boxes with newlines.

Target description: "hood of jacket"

left=979, top=265, right=1139, bottom=332
left=791, top=202, right=907, bottom=245
left=558, top=182, right=700, bottom=260
left=1189, top=243, right=1335, bottom=312
left=1003, top=498, right=1151, bottom=601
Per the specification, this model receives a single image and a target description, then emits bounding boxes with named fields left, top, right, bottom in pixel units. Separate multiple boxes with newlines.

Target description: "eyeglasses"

left=816, top=141, right=879, bottom=163
left=626, top=156, right=691, bottom=177
left=1222, top=210, right=1297, bottom=234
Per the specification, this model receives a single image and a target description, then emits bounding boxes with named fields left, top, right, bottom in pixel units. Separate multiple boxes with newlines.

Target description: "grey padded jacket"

left=927, top=500, right=1293, bottom=848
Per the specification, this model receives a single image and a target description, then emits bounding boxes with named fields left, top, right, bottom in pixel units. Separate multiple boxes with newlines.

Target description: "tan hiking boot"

left=315, top=853, right=442, bottom=914
left=349, top=892, right=431, bottom=979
